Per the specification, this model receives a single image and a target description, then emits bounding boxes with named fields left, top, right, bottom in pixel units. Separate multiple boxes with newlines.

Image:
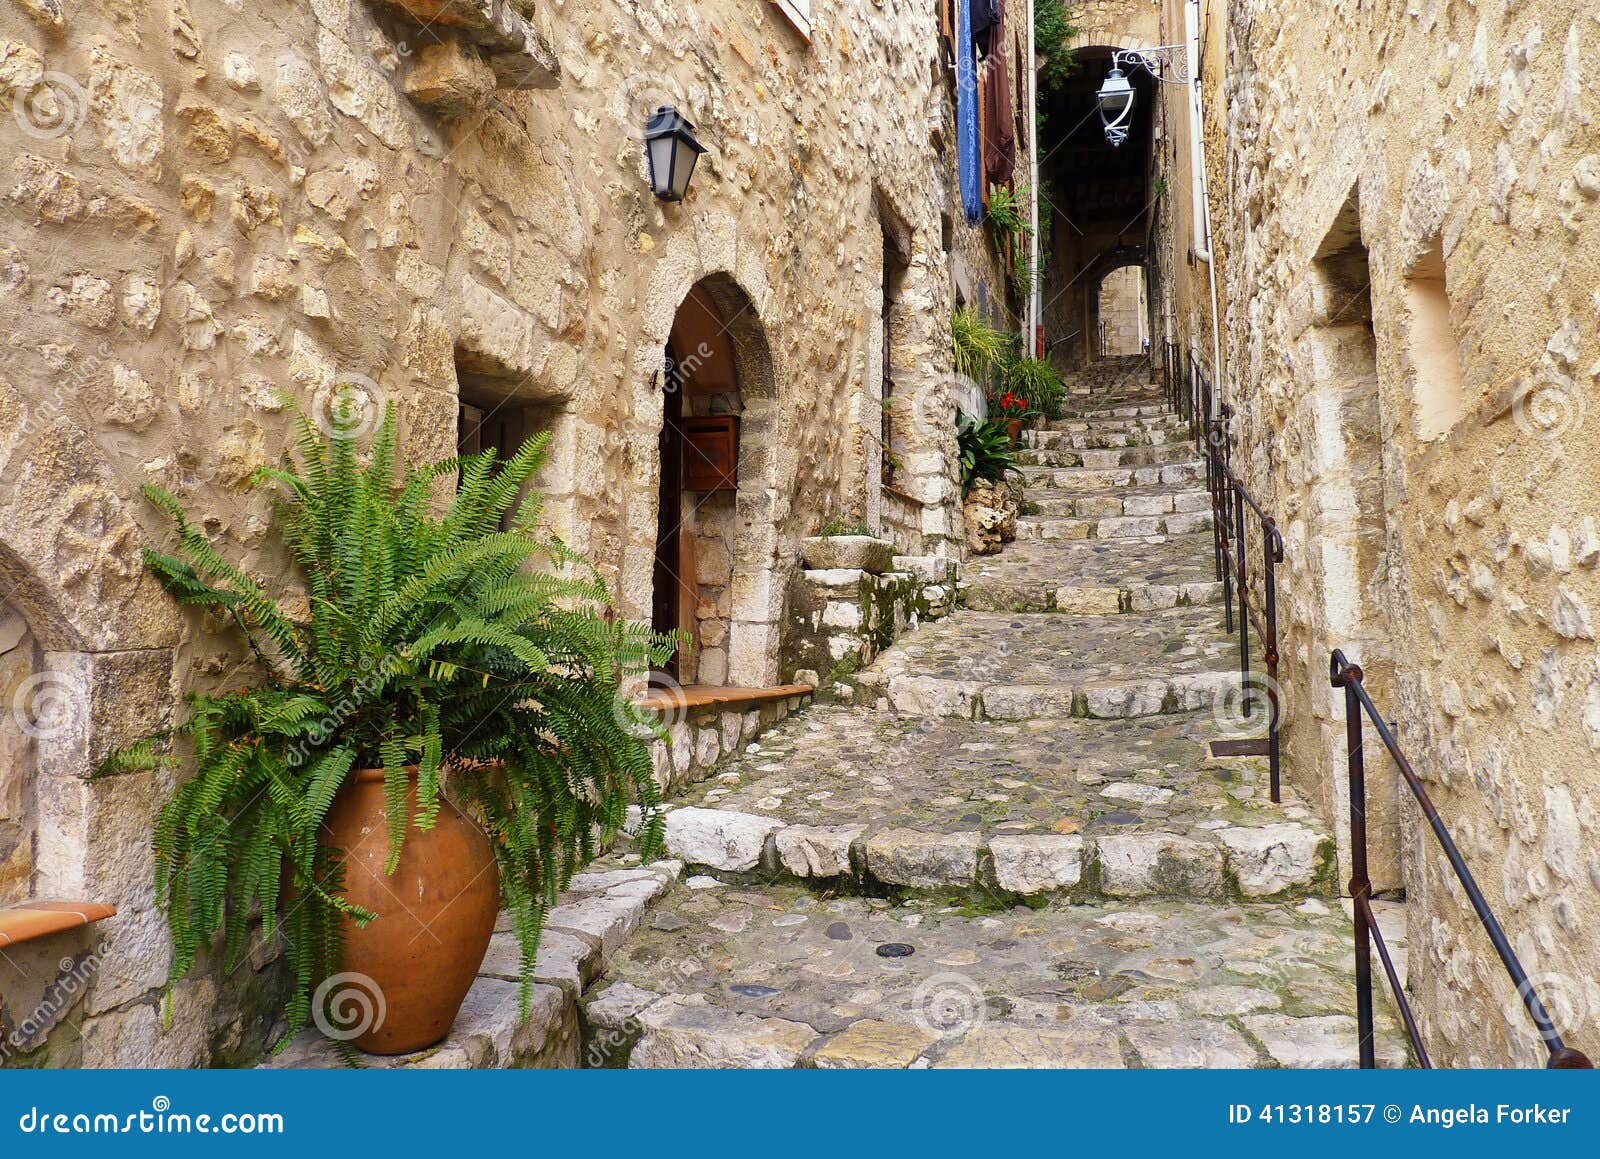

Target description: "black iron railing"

left=1177, top=353, right=1284, bottom=800
left=1329, top=649, right=1595, bottom=1070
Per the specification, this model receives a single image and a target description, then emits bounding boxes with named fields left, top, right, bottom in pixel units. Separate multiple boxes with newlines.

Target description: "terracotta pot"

left=320, top=766, right=498, bottom=1054
left=1004, top=418, right=1024, bottom=444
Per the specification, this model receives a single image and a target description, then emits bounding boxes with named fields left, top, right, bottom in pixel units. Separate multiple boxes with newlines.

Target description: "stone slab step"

left=1014, top=510, right=1213, bottom=541
left=1024, top=426, right=1189, bottom=450
left=958, top=536, right=1223, bottom=614
left=1054, top=402, right=1170, bottom=420
left=1025, top=485, right=1211, bottom=519
left=590, top=887, right=1411, bottom=1069
left=656, top=805, right=1333, bottom=903
left=848, top=607, right=1236, bottom=719
left=1046, top=413, right=1186, bottom=434
left=1015, top=442, right=1198, bottom=469
left=1019, top=461, right=1204, bottom=491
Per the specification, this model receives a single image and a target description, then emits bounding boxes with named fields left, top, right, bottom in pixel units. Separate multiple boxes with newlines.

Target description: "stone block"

left=811, top=1019, right=938, bottom=1068
left=933, top=1024, right=1124, bottom=1068
left=1054, top=586, right=1123, bottom=615
left=989, top=835, right=1084, bottom=893
left=981, top=684, right=1077, bottom=719
left=885, top=674, right=979, bottom=717
left=865, top=828, right=979, bottom=888
left=1218, top=823, right=1330, bottom=898
left=662, top=807, right=783, bottom=872
left=800, top=535, right=895, bottom=573
left=774, top=824, right=862, bottom=878
left=403, top=35, right=497, bottom=114
left=631, top=996, right=816, bottom=1068
left=1095, top=833, right=1224, bottom=898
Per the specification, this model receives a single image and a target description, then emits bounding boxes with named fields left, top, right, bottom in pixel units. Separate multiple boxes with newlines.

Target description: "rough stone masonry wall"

left=1217, top=0, right=1600, bottom=1066
left=0, top=0, right=1004, bottom=1066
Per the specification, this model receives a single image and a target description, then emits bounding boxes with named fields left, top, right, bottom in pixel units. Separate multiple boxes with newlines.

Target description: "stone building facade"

left=0, top=0, right=1021, bottom=1065
left=1158, top=0, right=1600, bottom=1065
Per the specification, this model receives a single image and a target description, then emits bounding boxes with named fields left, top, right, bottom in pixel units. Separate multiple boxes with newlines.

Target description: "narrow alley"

left=580, top=356, right=1407, bottom=1068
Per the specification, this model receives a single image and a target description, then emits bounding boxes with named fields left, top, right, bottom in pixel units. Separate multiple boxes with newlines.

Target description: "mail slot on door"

left=682, top=416, right=739, bottom=492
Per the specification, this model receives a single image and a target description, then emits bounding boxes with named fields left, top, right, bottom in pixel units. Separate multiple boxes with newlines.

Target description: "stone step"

left=1023, top=425, right=1189, bottom=450
left=849, top=607, right=1236, bottom=719
left=1014, top=510, right=1213, bottom=541
left=1025, top=485, right=1211, bottom=519
left=959, top=536, right=1223, bottom=614
left=1019, top=461, right=1205, bottom=491
left=1015, top=442, right=1198, bottom=469
left=589, top=887, right=1411, bottom=1069
left=1053, top=401, right=1170, bottom=420
left=1046, top=413, right=1186, bottom=434
left=646, top=707, right=1331, bottom=904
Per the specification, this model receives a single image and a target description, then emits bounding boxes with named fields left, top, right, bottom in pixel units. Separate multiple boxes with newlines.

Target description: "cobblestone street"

left=585, top=366, right=1409, bottom=1068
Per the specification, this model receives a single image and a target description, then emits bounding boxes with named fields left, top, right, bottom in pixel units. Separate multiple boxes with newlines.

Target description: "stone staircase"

left=582, top=361, right=1408, bottom=1069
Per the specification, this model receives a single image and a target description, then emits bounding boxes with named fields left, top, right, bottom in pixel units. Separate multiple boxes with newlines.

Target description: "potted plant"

left=1004, top=355, right=1066, bottom=422
left=105, top=402, right=672, bottom=1055
left=989, top=390, right=1039, bottom=445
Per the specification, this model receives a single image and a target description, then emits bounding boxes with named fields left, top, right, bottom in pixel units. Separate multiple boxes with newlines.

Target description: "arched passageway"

left=1038, top=46, right=1157, bottom=376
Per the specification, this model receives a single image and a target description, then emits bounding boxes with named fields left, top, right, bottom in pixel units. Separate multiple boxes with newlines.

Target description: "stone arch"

left=629, top=247, right=784, bottom=688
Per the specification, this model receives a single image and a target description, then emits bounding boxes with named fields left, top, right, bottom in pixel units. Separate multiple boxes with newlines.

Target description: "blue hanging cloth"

left=956, top=0, right=982, bottom=224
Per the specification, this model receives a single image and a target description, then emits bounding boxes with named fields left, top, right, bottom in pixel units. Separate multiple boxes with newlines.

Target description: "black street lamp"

left=644, top=106, right=707, bottom=202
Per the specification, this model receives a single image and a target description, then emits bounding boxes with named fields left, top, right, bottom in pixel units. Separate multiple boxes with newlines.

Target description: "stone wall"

left=1098, top=263, right=1148, bottom=354
left=0, top=0, right=1009, bottom=1066
left=1199, top=0, right=1600, bottom=1066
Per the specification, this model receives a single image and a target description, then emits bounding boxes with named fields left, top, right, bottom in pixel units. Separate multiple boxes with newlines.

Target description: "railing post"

left=1263, top=519, right=1281, bottom=804
left=1234, top=477, right=1251, bottom=698
left=1332, top=652, right=1377, bottom=1069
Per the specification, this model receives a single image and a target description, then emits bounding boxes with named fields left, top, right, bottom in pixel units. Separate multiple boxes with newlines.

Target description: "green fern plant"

left=104, top=399, right=673, bottom=1048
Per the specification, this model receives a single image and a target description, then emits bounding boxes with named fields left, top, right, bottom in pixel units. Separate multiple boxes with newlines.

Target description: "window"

left=1403, top=236, right=1464, bottom=442
left=773, top=0, right=812, bottom=41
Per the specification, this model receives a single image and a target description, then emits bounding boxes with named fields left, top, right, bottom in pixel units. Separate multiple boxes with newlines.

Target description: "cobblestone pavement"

left=590, top=885, right=1410, bottom=1069
left=589, top=366, right=1392, bottom=1067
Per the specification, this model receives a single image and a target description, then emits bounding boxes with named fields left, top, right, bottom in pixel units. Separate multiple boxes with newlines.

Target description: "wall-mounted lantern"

left=644, top=106, right=706, bottom=202
left=1096, top=68, right=1136, bottom=148
left=1096, top=46, right=1191, bottom=148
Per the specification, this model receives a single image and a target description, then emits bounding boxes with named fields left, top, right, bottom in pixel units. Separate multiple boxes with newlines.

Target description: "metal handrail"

left=1329, top=649, right=1595, bottom=1070
left=1182, top=353, right=1284, bottom=800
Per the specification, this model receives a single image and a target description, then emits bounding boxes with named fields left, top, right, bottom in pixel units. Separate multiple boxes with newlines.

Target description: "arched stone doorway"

left=650, top=274, right=779, bottom=687
left=1097, top=265, right=1149, bottom=356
